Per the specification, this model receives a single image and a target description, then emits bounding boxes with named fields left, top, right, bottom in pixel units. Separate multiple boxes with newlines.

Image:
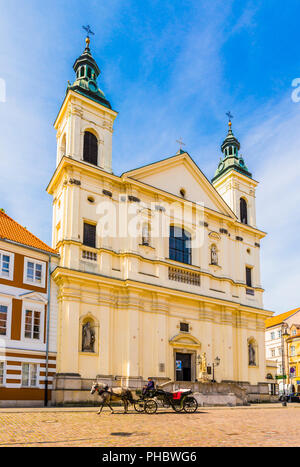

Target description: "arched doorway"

left=169, top=333, right=201, bottom=382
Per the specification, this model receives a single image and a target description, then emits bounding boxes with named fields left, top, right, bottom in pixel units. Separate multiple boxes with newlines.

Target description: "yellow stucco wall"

left=48, top=89, right=272, bottom=388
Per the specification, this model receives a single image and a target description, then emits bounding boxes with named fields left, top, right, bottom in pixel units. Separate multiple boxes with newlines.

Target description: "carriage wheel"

left=172, top=403, right=184, bottom=413
left=183, top=397, right=198, bottom=413
left=144, top=399, right=158, bottom=414
left=134, top=399, right=145, bottom=413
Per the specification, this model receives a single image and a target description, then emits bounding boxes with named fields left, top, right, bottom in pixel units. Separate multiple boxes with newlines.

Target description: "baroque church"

left=47, top=35, right=273, bottom=404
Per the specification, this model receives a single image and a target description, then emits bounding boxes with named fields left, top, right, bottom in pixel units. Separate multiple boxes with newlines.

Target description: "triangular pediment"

left=19, top=291, right=48, bottom=304
left=123, top=153, right=236, bottom=218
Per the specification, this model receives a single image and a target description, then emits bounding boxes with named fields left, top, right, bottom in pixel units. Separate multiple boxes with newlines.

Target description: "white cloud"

left=242, top=94, right=300, bottom=314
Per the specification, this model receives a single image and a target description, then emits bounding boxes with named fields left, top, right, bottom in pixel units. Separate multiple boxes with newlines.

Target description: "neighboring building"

left=0, top=210, right=58, bottom=407
left=286, top=324, right=300, bottom=393
left=265, top=308, right=300, bottom=393
left=47, top=35, right=273, bottom=405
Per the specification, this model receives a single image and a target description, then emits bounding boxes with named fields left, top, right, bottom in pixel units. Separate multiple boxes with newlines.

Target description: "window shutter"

left=246, top=267, right=252, bottom=287
left=83, top=132, right=98, bottom=166
left=83, top=223, right=96, bottom=248
left=240, top=198, right=248, bottom=225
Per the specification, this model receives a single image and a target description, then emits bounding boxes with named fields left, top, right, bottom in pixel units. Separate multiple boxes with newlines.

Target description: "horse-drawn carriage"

left=133, top=387, right=198, bottom=414
left=91, top=382, right=198, bottom=414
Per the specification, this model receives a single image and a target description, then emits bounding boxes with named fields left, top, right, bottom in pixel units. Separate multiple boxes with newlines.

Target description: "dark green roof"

left=212, top=123, right=252, bottom=183
left=67, top=38, right=112, bottom=109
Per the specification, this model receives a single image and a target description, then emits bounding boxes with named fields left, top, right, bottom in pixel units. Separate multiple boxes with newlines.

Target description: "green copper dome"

left=212, top=122, right=252, bottom=183
left=67, top=37, right=112, bottom=109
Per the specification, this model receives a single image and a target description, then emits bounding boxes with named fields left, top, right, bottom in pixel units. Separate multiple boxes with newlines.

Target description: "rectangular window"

left=24, top=258, right=46, bottom=287
left=83, top=223, right=96, bottom=248
left=0, top=362, right=5, bottom=385
left=0, top=250, right=14, bottom=280
left=246, top=267, right=252, bottom=287
left=0, top=305, right=8, bottom=336
left=271, top=332, right=275, bottom=340
left=180, top=323, right=190, bottom=333
left=24, top=310, right=41, bottom=340
left=291, top=346, right=296, bottom=357
left=169, top=226, right=192, bottom=265
left=22, top=364, right=38, bottom=387
left=271, top=349, right=276, bottom=357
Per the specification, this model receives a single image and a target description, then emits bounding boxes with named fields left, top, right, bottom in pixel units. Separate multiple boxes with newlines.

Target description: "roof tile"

left=0, top=211, right=57, bottom=255
left=265, top=308, right=300, bottom=329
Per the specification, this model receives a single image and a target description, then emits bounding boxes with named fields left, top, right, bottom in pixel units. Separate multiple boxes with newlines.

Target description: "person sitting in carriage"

left=142, top=377, right=155, bottom=396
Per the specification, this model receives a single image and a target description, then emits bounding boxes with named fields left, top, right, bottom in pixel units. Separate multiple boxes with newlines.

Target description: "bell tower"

left=54, top=33, right=118, bottom=173
left=212, top=117, right=258, bottom=228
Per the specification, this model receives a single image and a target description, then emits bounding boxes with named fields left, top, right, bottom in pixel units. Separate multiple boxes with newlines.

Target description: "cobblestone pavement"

left=0, top=405, right=299, bottom=447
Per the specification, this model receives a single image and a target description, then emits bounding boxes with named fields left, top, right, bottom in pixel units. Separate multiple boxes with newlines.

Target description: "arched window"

left=87, top=67, right=92, bottom=79
left=169, top=226, right=192, bottom=265
left=83, top=131, right=98, bottom=166
left=229, top=146, right=233, bottom=155
left=80, top=67, right=85, bottom=77
left=240, top=198, right=248, bottom=225
left=60, top=134, right=66, bottom=158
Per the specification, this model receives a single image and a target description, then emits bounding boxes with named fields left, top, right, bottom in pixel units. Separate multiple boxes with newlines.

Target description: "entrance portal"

left=176, top=353, right=192, bottom=382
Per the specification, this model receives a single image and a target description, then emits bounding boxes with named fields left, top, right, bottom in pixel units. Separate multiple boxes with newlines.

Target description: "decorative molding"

left=128, top=195, right=141, bottom=203
left=209, top=231, right=221, bottom=240
left=69, top=179, right=81, bottom=186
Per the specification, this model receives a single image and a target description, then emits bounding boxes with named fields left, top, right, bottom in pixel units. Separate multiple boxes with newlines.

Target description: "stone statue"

left=82, top=322, right=95, bottom=352
left=142, top=224, right=150, bottom=246
left=211, top=245, right=218, bottom=265
left=198, top=353, right=209, bottom=382
left=249, top=342, right=256, bottom=366
left=201, top=353, right=207, bottom=373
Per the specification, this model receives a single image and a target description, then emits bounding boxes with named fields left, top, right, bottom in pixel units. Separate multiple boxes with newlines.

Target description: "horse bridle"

left=95, top=385, right=110, bottom=396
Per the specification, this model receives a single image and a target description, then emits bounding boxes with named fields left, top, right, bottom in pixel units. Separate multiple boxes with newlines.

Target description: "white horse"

left=90, top=382, right=134, bottom=415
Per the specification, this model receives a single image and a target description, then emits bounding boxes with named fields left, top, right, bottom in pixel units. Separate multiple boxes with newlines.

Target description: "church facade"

left=47, top=36, right=273, bottom=404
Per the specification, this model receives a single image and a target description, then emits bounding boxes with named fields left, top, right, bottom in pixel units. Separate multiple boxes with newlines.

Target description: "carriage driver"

left=142, top=377, right=155, bottom=396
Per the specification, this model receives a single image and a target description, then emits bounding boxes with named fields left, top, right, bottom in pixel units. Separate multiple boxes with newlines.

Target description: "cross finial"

left=83, top=25, right=95, bottom=38
left=82, top=25, right=95, bottom=49
left=176, top=137, right=186, bottom=152
left=226, top=111, right=234, bottom=130
left=226, top=111, right=233, bottom=122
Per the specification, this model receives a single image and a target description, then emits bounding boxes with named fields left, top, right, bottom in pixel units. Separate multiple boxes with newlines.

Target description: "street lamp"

left=212, top=357, right=221, bottom=383
left=281, top=324, right=290, bottom=403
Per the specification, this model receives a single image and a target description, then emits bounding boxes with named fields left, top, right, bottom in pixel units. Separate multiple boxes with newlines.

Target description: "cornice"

left=51, top=266, right=273, bottom=318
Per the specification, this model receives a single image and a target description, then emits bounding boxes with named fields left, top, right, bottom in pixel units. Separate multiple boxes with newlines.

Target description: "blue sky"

left=0, top=0, right=300, bottom=314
